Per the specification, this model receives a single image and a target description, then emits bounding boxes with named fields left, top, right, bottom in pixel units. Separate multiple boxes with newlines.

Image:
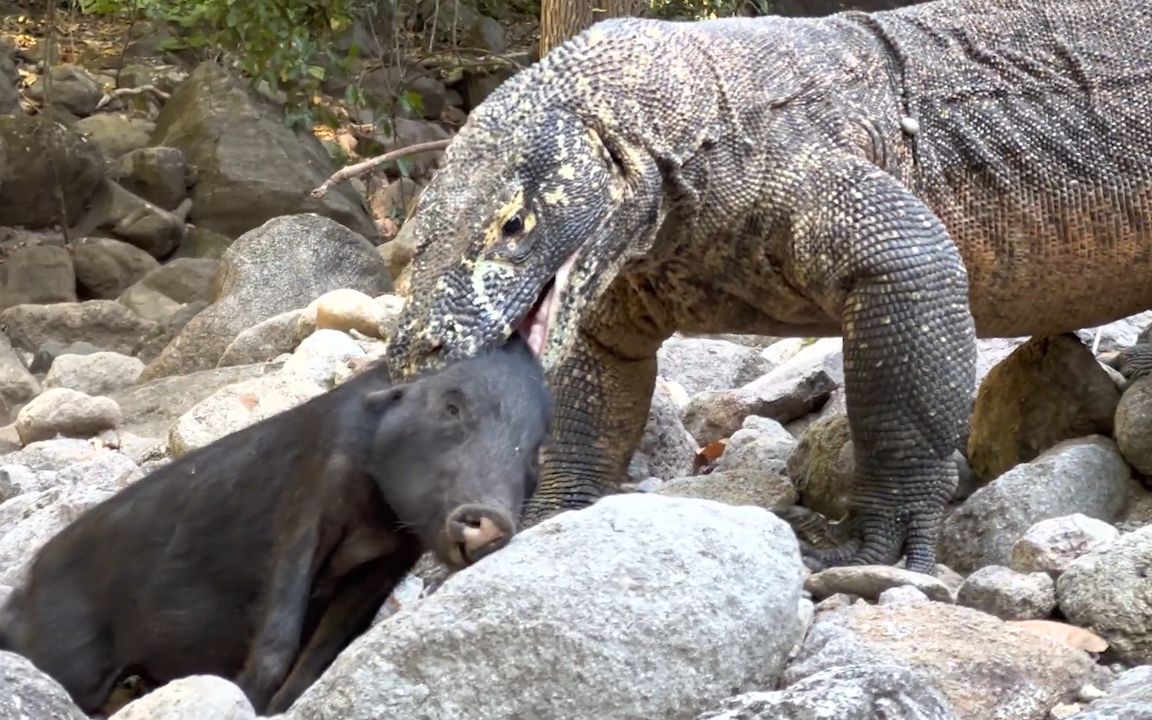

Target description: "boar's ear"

left=363, top=384, right=407, bottom=413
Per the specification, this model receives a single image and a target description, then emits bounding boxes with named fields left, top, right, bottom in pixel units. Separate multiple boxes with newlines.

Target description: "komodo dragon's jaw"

left=385, top=107, right=663, bottom=380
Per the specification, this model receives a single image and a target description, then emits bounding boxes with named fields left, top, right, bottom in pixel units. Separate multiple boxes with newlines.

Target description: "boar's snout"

left=441, top=504, right=516, bottom=569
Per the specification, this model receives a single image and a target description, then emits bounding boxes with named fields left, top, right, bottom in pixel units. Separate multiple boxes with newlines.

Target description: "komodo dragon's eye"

left=502, top=214, right=524, bottom=236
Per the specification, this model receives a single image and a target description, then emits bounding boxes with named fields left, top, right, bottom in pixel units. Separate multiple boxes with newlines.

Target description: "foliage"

left=646, top=0, right=773, bottom=19
left=75, top=0, right=374, bottom=128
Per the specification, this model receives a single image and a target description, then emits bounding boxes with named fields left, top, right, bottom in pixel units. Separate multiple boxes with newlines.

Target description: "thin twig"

left=94, top=84, right=171, bottom=111
left=310, top=139, right=451, bottom=198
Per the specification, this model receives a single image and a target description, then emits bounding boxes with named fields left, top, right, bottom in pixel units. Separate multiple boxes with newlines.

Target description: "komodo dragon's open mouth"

left=518, top=253, right=578, bottom=356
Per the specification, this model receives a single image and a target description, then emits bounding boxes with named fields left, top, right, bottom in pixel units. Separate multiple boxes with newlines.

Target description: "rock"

left=373, top=117, right=450, bottom=183
left=696, top=664, right=959, bottom=720
left=83, top=178, right=185, bottom=258
left=0, top=452, right=141, bottom=585
left=167, top=371, right=325, bottom=457
left=361, top=65, right=449, bottom=121
left=657, top=415, right=798, bottom=507
left=790, top=603, right=1101, bottom=720
left=118, top=63, right=190, bottom=95
left=218, top=309, right=306, bottom=367
left=111, top=361, right=281, bottom=439
left=109, top=675, right=255, bottom=720
left=151, top=61, right=376, bottom=241
left=938, top=436, right=1135, bottom=573
left=14, top=388, right=122, bottom=444
left=0, top=51, right=18, bottom=116
left=377, top=232, right=418, bottom=282
left=70, top=237, right=161, bottom=299
left=786, top=413, right=853, bottom=521
left=174, top=226, right=232, bottom=259
left=630, top=379, right=698, bottom=482
left=1057, top=525, right=1152, bottom=665
left=656, top=468, right=796, bottom=510
left=0, top=300, right=156, bottom=356
left=1065, top=665, right=1152, bottom=719
left=1076, top=311, right=1152, bottom=353
left=43, top=351, right=145, bottom=396
left=297, top=288, right=393, bottom=340
left=684, top=339, right=843, bottom=445
left=72, top=114, right=154, bottom=161
left=368, top=572, right=426, bottom=627
left=878, top=585, right=933, bottom=606
left=0, top=650, right=87, bottom=719
left=0, top=463, right=57, bottom=501
left=140, top=214, right=389, bottom=381
left=956, top=565, right=1057, bottom=620
left=1010, top=514, right=1121, bottom=577
left=805, top=565, right=955, bottom=604
left=117, top=258, right=220, bottom=321
left=716, top=416, right=795, bottom=471
left=280, top=329, right=365, bottom=388
left=0, top=437, right=106, bottom=472
left=116, top=146, right=190, bottom=211
left=29, top=340, right=104, bottom=374
left=1114, top=375, right=1152, bottom=475
left=656, top=336, right=774, bottom=397
left=0, top=334, right=40, bottom=408
left=132, top=301, right=208, bottom=363
left=0, top=245, right=77, bottom=310
left=27, top=64, right=102, bottom=116
left=287, top=494, right=805, bottom=720
left=967, top=334, right=1120, bottom=483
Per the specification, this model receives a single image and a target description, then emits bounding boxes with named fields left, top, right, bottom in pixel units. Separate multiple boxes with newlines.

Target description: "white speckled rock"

left=1057, top=525, right=1152, bottom=665
left=287, top=494, right=806, bottom=720
left=697, top=664, right=959, bottom=720
left=110, top=676, right=255, bottom=720
left=166, top=372, right=324, bottom=457
left=0, top=650, right=86, bottom=719
left=14, top=388, right=122, bottom=445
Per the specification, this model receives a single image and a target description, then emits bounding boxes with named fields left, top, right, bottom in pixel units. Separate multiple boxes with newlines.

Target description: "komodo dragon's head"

left=385, top=42, right=665, bottom=378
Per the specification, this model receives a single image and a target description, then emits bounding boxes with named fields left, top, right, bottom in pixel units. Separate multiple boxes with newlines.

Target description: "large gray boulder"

left=287, top=494, right=806, bottom=720
left=0, top=115, right=104, bottom=228
left=140, top=214, right=390, bottom=380
left=150, top=61, right=377, bottom=241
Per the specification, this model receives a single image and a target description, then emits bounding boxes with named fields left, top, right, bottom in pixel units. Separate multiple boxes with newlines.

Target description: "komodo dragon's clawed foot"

left=772, top=505, right=852, bottom=550
left=1103, top=342, right=1152, bottom=381
left=778, top=503, right=942, bottom=576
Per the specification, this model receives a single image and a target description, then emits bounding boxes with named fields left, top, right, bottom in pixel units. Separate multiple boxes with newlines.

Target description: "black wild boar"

left=0, top=333, right=552, bottom=715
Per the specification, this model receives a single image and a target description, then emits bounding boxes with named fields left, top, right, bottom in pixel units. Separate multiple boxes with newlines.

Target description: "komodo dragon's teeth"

left=522, top=253, right=579, bottom=357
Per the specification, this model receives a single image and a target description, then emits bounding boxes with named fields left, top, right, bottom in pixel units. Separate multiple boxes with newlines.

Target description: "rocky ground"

left=1, top=7, right=1152, bottom=720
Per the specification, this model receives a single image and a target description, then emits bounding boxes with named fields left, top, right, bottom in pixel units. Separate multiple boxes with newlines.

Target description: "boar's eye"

left=439, top=389, right=467, bottom=420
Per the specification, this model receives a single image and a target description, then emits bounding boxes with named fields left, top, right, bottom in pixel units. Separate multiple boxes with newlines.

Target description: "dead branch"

left=310, top=139, right=452, bottom=198
left=95, top=84, right=171, bottom=111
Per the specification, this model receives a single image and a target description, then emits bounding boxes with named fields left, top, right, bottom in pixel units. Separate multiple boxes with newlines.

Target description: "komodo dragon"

left=384, top=0, right=1152, bottom=575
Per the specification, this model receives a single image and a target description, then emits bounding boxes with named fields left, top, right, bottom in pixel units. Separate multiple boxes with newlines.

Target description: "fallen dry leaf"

left=696, top=439, right=727, bottom=464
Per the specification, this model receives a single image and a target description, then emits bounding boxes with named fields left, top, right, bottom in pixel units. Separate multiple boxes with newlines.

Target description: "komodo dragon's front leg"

left=522, top=293, right=662, bottom=526
left=782, top=151, right=976, bottom=574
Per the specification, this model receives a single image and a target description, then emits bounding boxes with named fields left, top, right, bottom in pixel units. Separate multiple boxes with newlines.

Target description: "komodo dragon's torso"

left=387, top=0, right=1152, bottom=575
left=599, top=0, right=1152, bottom=347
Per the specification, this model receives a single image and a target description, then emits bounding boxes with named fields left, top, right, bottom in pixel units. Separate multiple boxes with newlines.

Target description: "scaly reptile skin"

left=384, top=0, right=1152, bottom=575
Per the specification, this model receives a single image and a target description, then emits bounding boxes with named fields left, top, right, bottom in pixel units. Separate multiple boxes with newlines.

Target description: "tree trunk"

left=538, top=0, right=646, bottom=59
